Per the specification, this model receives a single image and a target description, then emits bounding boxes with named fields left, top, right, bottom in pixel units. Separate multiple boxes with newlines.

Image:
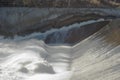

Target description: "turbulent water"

left=0, top=40, right=73, bottom=80
left=0, top=19, right=120, bottom=80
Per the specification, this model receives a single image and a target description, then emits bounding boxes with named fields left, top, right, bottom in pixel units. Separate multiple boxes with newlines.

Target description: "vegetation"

left=0, top=0, right=120, bottom=8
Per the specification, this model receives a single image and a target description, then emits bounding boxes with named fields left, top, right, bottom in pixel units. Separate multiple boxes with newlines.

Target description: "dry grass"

left=90, top=0, right=100, bottom=5
left=109, top=0, right=120, bottom=6
left=22, top=0, right=32, bottom=5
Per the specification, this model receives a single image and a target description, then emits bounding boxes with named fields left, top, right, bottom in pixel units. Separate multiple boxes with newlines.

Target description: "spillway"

left=0, top=18, right=119, bottom=80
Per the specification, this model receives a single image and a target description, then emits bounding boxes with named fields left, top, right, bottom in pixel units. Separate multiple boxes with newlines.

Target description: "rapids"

left=0, top=19, right=120, bottom=80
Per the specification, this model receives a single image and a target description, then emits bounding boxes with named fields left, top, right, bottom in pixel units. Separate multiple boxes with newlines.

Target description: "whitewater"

left=0, top=19, right=120, bottom=80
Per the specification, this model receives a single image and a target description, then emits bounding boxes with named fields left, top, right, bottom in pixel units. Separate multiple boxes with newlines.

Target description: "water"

left=71, top=19, right=120, bottom=80
left=0, top=19, right=119, bottom=80
left=0, top=40, right=73, bottom=80
left=0, top=19, right=99, bottom=80
left=0, top=19, right=104, bottom=42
